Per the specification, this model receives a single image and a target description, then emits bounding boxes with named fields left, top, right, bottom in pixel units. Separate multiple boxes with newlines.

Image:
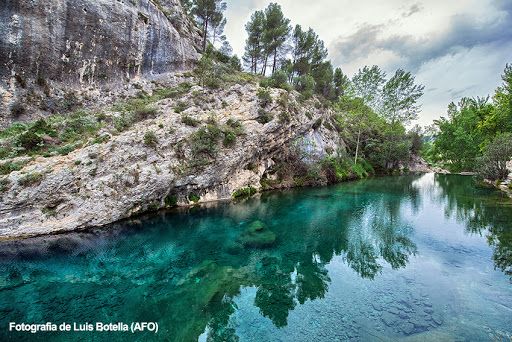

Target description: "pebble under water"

left=0, top=174, right=511, bottom=341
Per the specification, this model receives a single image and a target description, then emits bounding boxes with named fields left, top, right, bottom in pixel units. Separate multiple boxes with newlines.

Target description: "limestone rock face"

left=0, top=0, right=201, bottom=126
left=0, top=82, right=345, bottom=238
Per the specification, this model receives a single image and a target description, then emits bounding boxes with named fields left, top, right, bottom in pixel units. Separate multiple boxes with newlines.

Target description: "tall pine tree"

left=243, top=10, right=266, bottom=74
left=261, top=3, right=291, bottom=75
left=191, top=0, right=227, bottom=52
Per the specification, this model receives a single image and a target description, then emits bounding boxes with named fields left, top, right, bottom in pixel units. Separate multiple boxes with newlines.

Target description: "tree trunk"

left=272, top=48, right=277, bottom=74
left=202, top=19, right=209, bottom=52
left=354, top=129, right=361, bottom=165
left=261, top=54, right=268, bottom=75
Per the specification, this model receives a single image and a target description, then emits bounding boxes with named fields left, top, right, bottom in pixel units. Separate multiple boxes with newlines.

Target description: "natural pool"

left=0, top=174, right=511, bottom=341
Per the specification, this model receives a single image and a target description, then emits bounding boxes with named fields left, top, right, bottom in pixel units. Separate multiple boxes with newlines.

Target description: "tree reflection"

left=434, top=174, right=512, bottom=279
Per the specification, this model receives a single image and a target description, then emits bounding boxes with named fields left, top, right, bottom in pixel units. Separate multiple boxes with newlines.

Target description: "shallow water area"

left=0, top=174, right=511, bottom=341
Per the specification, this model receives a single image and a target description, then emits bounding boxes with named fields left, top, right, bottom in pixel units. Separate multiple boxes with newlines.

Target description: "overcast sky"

left=224, top=0, right=512, bottom=127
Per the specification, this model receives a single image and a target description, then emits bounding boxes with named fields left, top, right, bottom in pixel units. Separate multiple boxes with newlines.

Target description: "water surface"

left=1, top=174, right=511, bottom=341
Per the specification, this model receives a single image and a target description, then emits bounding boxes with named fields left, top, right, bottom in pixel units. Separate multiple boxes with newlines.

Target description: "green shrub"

left=174, top=101, right=189, bottom=113
left=190, top=124, right=223, bottom=157
left=188, top=193, right=200, bottom=203
left=114, top=114, right=132, bottom=132
left=42, top=207, right=57, bottom=218
left=296, top=75, right=315, bottom=100
left=133, top=105, right=157, bottom=122
left=0, top=178, right=9, bottom=193
left=257, top=88, right=272, bottom=107
left=18, top=172, right=44, bottom=186
left=259, top=71, right=290, bottom=90
left=153, top=83, right=192, bottom=99
left=143, top=131, right=158, bottom=147
left=0, top=161, right=27, bottom=175
left=278, top=111, right=290, bottom=123
left=164, top=195, right=178, bottom=207
left=223, top=130, right=236, bottom=147
left=226, top=119, right=244, bottom=135
left=181, top=115, right=200, bottom=127
left=257, top=109, right=273, bottom=124
left=232, top=186, right=257, bottom=199
left=56, top=144, right=77, bottom=156
left=277, top=92, right=289, bottom=108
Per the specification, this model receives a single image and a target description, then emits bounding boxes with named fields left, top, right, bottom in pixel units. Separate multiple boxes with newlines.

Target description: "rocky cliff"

left=0, top=76, right=345, bottom=238
left=0, top=0, right=201, bottom=127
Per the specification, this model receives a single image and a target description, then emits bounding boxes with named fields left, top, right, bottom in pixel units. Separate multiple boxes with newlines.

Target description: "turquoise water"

left=0, top=174, right=511, bottom=341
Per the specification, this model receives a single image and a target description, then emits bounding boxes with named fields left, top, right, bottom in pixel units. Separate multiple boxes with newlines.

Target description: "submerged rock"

left=238, top=220, right=276, bottom=248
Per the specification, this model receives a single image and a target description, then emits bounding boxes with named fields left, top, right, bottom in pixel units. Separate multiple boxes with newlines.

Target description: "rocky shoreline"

left=0, top=78, right=346, bottom=239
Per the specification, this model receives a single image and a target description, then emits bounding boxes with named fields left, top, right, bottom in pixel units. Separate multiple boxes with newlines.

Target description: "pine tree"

left=191, top=0, right=227, bottom=52
left=262, top=3, right=291, bottom=75
left=243, top=10, right=266, bottom=74
left=290, top=26, right=328, bottom=83
left=333, top=68, right=350, bottom=98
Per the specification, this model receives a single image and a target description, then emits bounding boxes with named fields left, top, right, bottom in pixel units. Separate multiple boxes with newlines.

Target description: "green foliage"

left=262, top=3, right=291, bottom=75
left=153, top=83, right=193, bottom=100
left=295, top=75, right=315, bottom=100
left=191, top=0, right=227, bottom=52
left=0, top=177, right=9, bottom=192
left=195, top=49, right=258, bottom=89
left=430, top=98, right=493, bottom=171
left=0, top=160, right=27, bottom=175
left=181, top=115, right=201, bottom=127
left=243, top=10, right=266, bottom=73
left=143, top=131, right=158, bottom=147
left=278, top=111, right=290, bottom=123
left=424, top=65, right=512, bottom=172
left=164, top=195, right=178, bottom=207
left=257, top=88, right=272, bottom=107
left=260, top=71, right=291, bottom=90
left=190, top=124, right=223, bottom=157
left=222, top=130, right=236, bottom=147
left=174, top=101, right=189, bottom=113
left=321, top=157, right=373, bottom=183
left=232, top=186, right=257, bottom=199
left=333, top=68, right=350, bottom=98
left=226, top=119, right=244, bottom=135
left=257, top=109, right=273, bottom=124
left=348, top=65, right=386, bottom=111
left=381, top=69, right=425, bottom=125
left=476, top=133, right=512, bottom=181
left=18, top=172, right=44, bottom=187
left=188, top=193, right=200, bottom=203
left=335, top=96, right=412, bottom=171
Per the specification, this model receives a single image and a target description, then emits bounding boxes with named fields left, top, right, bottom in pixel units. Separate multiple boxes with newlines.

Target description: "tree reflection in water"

left=433, top=174, right=512, bottom=279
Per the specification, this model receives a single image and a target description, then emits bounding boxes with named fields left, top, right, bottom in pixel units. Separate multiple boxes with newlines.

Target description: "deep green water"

left=0, top=174, right=511, bottom=341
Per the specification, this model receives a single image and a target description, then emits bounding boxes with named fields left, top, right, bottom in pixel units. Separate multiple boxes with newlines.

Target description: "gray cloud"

left=330, top=0, right=512, bottom=72
left=402, top=3, right=423, bottom=18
